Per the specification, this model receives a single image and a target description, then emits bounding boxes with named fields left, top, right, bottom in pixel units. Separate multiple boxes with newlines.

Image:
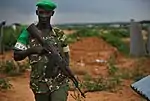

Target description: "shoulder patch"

left=52, top=27, right=67, bottom=42
left=52, top=27, right=64, bottom=37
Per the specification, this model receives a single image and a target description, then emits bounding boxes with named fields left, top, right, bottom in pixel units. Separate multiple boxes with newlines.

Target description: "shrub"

left=74, top=28, right=100, bottom=37
left=0, top=60, right=29, bottom=76
left=80, top=74, right=122, bottom=92
left=100, top=32, right=129, bottom=55
left=81, top=74, right=107, bottom=92
left=0, top=78, right=12, bottom=90
left=66, top=28, right=100, bottom=43
left=110, top=29, right=130, bottom=38
left=2, top=26, right=24, bottom=51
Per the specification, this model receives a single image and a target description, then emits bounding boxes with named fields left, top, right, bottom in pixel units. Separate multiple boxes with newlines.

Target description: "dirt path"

left=0, top=71, right=34, bottom=101
left=0, top=70, right=145, bottom=101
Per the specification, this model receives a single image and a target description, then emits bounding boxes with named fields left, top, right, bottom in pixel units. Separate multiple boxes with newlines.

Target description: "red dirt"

left=0, top=71, right=143, bottom=101
left=69, top=37, right=129, bottom=76
left=0, top=37, right=147, bottom=101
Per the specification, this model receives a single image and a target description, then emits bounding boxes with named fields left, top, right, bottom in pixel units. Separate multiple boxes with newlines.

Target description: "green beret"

left=36, top=0, right=57, bottom=10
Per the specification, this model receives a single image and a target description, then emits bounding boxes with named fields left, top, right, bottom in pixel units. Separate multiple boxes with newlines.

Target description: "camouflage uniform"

left=14, top=27, right=70, bottom=101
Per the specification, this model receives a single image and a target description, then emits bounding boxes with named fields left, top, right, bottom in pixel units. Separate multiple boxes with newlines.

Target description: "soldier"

left=13, top=0, right=70, bottom=101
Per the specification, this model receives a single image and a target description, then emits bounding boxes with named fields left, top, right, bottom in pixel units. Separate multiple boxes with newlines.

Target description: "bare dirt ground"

left=0, top=37, right=148, bottom=101
left=0, top=71, right=143, bottom=101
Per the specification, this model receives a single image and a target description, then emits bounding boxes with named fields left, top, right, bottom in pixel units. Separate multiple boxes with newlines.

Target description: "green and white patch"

left=63, top=45, right=70, bottom=52
left=14, top=42, right=27, bottom=50
left=60, top=34, right=67, bottom=42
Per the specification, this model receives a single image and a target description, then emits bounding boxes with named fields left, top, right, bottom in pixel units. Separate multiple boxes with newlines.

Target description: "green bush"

left=74, top=28, right=100, bottom=37
left=81, top=74, right=107, bottom=92
left=2, top=26, right=24, bottom=51
left=110, top=29, right=130, bottom=38
left=100, top=33, right=129, bottom=55
left=0, top=60, right=29, bottom=76
left=0, top=78, right=12, bottom=90
left=80, top=74, right=122, bottom=92
left=66, top=28, right=100, bottom=43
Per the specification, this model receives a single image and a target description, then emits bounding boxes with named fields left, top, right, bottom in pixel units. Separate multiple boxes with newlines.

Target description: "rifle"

left=26, top=23, right=86, bottom=98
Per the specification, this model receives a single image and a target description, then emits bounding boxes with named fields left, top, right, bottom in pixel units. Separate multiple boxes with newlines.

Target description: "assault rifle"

left=27, top=23, right=86, bottom=98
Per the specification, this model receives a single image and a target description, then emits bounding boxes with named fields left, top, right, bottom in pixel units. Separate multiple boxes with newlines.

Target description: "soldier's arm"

left=13, top=29, right=43, bottom=61
left=14, top=49, right=29, bottom=61
left=60, top=32, right=70, bottom=66
left=53, top=27, right=70, bottom=66
left=62, top=43, right=70, bottom=66
left=13, top=29, right=29, bottom=61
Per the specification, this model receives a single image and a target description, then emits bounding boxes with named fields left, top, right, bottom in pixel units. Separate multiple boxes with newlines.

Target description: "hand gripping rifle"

left=27, top=23, right=86, bottom=98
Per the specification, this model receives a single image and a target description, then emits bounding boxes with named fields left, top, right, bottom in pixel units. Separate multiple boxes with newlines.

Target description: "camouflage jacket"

left=14, top=25, right=70, bottom=93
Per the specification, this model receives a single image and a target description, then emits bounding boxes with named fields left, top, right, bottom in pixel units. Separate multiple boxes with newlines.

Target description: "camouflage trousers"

left=33, top=83, right=69, bottom=101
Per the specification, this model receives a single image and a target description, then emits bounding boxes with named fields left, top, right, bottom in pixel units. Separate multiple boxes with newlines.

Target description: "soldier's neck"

left=37, top=22, right=52, bottom=30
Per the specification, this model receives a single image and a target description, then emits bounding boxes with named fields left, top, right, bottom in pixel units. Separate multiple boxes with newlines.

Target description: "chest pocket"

left=45, top=35, right=61, bottom=54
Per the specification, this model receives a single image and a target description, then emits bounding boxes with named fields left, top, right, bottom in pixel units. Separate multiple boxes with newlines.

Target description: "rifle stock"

left=27, top=23, right=86, bottom=98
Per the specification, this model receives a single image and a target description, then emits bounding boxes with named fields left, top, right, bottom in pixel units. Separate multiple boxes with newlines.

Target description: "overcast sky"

left=0, top=0, right=150, bottom=25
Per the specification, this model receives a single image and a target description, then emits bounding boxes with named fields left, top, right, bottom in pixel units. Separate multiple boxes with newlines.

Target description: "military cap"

left=36, top=0, right=57, bottom=10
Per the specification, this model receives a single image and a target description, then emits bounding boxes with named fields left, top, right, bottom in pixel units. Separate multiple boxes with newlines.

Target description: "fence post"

left=146, top=26, right=150, bottom=55
left=0, top=21, right=6, bottom=55
left=129, top=19, right=146, bottom=57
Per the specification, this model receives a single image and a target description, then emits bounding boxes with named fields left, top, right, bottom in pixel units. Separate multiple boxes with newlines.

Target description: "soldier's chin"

left=39, top=17, right=50, bottom=23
